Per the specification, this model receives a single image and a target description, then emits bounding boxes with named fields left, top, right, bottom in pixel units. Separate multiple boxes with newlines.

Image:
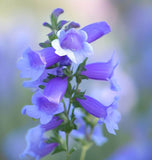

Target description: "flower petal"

left=21, top=105, right=41, bottom=119
left=91, top=125, right=107, bottom=146
left=52, top=39, right=68, bottom=56
left=17, top=48, right=45, bottom=81
left=44, top=77, right=68, bottom=104
left=81, top=55, right=117, bottom=80
left=52, top=28, right=94, bottom=64
left=101, top=97, right=121, bottom=135
left=81, top=21, right=111, bottom=43
left=76, top=95, right=107, bottom=118
left=20, top=126, right=58, bottom=160
left=39, top=47, right=61, bottom=68
left=41, top=116, right=63, bottom=131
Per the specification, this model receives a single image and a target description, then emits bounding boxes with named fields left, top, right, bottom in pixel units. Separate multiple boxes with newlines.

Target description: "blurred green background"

left=0, top=0, right=152, bottom=160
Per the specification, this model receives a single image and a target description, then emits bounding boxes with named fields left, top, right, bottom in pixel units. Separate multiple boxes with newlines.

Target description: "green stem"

left=66, top=133, right=70, bottom=160
left=62, top=99, right=68, bottom=116
left=80, top=143, right=92, bottom=160
left=67, top=99, right=72, bottom=115
left=67, top=82, right=79, bottom=114
left=62, top=78, right=80, bottom=160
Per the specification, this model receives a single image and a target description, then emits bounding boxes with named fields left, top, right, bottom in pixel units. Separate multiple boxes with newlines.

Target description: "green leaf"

left=39, top=85, right=45, bottom=89
left=65, top=82, right=72, bottom=98
left=69, top=147, right=77, bottom=154
left=75, top=91, right=86, bottom=99
left=76, top=58, right=88, bottom=75
left=51, top=145, right=66, bottom=155
left=57, top=112, right=68, bottom=122
left=51, top=14, right=58, bottom=30
left=79, top=75, right=88, bottom=80
left=39, top=41, right=51, bottom=48
left=76, top=76, right=82, bottom=84
left=46, top=63, right=58, bottom=69
left=75, top=58, right=88, bottom=83
left=32, top=118, right=37, bottom=121
left=71, top=108, right=75, bottom=121
left=72, top=100, right=82, bottom=108
left=58, top=121, right=76, bottom=133
left=47, top=73, right=56, bottom=79
left=46, top=137, right=59, bottom=144
left=48, top=32, right=57, bottom=42
left=42, top=73, right=56, bottom=82
left=62, top=67, right=72, bottom=77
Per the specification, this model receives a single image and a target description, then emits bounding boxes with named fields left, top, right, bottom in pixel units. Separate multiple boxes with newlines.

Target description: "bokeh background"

left=0, top=0, right=152, bottom=160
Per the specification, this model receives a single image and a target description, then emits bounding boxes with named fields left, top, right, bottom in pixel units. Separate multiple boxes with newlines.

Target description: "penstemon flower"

left=18, top=8, right=120, bottom=160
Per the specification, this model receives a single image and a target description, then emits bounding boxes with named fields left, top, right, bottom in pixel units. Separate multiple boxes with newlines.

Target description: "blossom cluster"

left=17, top=8, right=121, bottom=160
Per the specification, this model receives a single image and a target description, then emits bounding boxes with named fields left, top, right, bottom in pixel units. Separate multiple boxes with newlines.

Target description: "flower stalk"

left=80, top=142, right=93, bottom=160
left=18, top=7, right=120, bottom=160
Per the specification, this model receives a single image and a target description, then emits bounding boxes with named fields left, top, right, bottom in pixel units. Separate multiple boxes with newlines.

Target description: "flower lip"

left=60, top=29, right=83, bottom=51
left=52, top=28, right=92, bottom=64
left=37, top=96, right=58, bottom=114
left=17, top=47, right=45, bottom=81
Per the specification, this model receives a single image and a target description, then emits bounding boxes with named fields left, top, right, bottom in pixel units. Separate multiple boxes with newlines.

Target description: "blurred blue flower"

left=21, top=116, right=62, bottom=160
left=126, top=5, right=152, bottom=90
left=76, top=96, right=121, bottom=135
left=105, top=141, right=152, bottom=160
left=71, top=109, right=107, bottom=146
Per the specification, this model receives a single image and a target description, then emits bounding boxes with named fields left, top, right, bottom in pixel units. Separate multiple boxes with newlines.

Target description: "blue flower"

left=52, top=22, right=110, bottom=64
left=21, top=117, right=62, bottom=160
left=17, top=47, right=61, bottom=83
left=81, top=21, right=111, bottom=43
left=22, top=77, right=68, bottom=124
left=52, top=28, right=93, bottom=64
left=76, top=96, right=121, bottom=135
left=81, top=54, right=119, bottom=91
left=22, top=68, right=58, bottom=89
left=41, top=116, right=63, bottom=131
left=71, top=110, right=107, bottom=146
left=17, top=48, right=45, bottom=81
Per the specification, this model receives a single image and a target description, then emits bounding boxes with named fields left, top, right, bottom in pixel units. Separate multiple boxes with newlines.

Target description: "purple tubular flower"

left=17, top=47, right=61, bottom=81
left=52, top=8, right=64, bottom=18
left=76, top=95, right=107, bottom=118
left=81, top=55, right=119, bottom=91
left=59, top=56, right=71, bottom=66
left=22, top=77, right=68, bottom=124
left=76, top=95, right=121, bottom=135
left=91, top=125, right=107, bottom=146
left=41, top=116, right=63, bottom=131
left=102, top=97, right=121, bottom=135
left=52, top=28, right=93, bottom=64
left=65, top=21, right=80, bottom=31
left=58, top=20, right=69, bottom=30
left=20, top=126, right=58, bottom=160
left=81, top=21, right=111, bottom=43
left=38, top=47, right=61, bottom=68
left=44, top=77, right=68, bottom=104
left=68, top=21, right=80, bottom=28
left=23, top=68, right=57, bottom=89
left=17, top=48, right=45, bottom=81
left=59, top=20, right=68, bottom=27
